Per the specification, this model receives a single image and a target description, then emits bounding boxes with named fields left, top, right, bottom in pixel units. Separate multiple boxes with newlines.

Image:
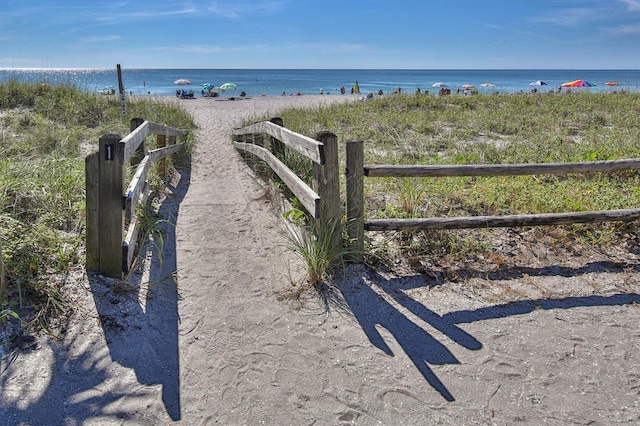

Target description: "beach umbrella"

left=432, top=82, right=448, bottom=87
left=605, top=81, right=619, bottom=86
left=561, top=79, right=596, bottom=88
left=480, top=82, right=495, bottom=87
left=219, top=82, right=237, bottom=91
left=174, top=79, right=192, bottom=85
left=462, top=84, right=475, bottom=89
left=529, top=80, right=547, bottom=86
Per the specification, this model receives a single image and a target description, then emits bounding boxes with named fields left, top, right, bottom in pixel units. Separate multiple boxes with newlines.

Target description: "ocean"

left=1, top=68, right=639, bottom=97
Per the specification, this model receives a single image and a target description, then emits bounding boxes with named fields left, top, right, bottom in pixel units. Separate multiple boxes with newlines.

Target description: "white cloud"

left=79, top=35, right=122, bottom=43
left=603, top=22, right=640, bottom=34
left=620, top=0, right=640, bottom=11
left=207, top=1, right=285, bottom=19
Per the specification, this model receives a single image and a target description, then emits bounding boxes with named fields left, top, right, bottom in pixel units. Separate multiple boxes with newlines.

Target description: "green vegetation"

left=278, top=92, right=640, bottom=270
left=0, top=81, right=194, bottom=330
left=282, top=207, right=351, bottom=288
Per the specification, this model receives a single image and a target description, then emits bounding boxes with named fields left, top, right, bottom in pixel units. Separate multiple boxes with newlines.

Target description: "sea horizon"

left=2, top=68, right=639, bottom=97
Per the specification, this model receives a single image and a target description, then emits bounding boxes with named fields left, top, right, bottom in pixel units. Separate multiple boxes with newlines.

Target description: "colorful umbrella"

left=561, top=79, right=596, bottom=88
left=604, top=81, right=619, bottom=86
left=529, top=80, right=547, bottom=86
left=219, top=82, right=236, bottom=91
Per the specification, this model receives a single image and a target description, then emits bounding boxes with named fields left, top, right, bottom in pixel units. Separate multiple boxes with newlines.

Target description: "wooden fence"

left=85, top=118, right=188, bottom=278
left=232, top=118, right=342, bottom=248
left=228, top=124, right=640, bottom=265
left=346, top=139, right=640, bottom=262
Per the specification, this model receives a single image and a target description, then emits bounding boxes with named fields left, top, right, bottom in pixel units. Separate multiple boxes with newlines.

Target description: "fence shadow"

left=338, top=265, right=640, bottom=402
left=0, top=161, right=190, bottom=424
left=89, top=158, right=191, bottom=421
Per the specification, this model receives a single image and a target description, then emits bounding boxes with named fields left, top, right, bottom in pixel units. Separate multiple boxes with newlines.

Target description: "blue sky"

left=1, top=0, right=639, bottom=69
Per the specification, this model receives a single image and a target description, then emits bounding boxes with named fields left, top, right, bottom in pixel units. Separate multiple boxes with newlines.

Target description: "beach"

left=2, top=94, right=640, bottom=425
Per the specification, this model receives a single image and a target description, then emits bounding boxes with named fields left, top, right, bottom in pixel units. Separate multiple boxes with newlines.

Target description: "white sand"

left=1, top=94, right=640, bottom=425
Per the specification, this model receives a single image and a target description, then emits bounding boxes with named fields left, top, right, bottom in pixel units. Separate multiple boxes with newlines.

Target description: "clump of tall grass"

left=282, top=207, right=350, bottom=288
left=0, top=81, right=195, bottom=330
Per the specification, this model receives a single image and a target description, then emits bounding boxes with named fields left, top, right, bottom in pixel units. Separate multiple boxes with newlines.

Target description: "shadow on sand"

left=339, top=263, right=640, bottom=402
left=0, top=160, right=190, bottom=424
left=93, top=158, right=192, bottom=420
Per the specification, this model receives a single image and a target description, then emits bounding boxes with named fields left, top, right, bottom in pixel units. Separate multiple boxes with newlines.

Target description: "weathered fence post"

left=157, top=134, right=167, bottom=178
left=168, top=134, right=177, bottom=174
left=313, top=131, right=341, bottom=250
left=346, top=140, right=365, bottom=262
left=98, top=133, right=124, bottom=278
left=269, top=117, right=285, bottom=160
left=269, top=118, right=285, bottom=184
left=130, top=118, right=146, bottom=166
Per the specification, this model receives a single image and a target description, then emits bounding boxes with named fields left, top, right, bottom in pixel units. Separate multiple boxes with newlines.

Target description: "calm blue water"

left=1, top=68, right=639, bottom=97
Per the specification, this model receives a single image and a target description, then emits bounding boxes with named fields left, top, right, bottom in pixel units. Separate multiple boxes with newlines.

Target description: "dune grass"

left=0, top=81, right=194, bottom=329
left=278, top=91, right=640, bottom=269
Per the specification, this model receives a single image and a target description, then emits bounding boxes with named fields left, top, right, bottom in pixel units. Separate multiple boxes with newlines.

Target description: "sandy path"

left=173, top=96, right=367, bottom=424
left=2, top=95, right=640, bottom=425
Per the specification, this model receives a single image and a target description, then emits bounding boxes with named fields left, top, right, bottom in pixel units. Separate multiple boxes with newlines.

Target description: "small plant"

left=282, top=208, right=347, bottom=287
left=394, top=177, right=427, bottom=218
left=0, top=308, right=19, bottom=322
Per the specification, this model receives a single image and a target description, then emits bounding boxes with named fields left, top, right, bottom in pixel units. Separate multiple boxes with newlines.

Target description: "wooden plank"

left=234, top=142, right=320, bottom=218
left=313, top=131, right=341, bottom=249
left=365, top=158, right=640, bottom=178
left=85, top=152, right=100, bottom=271
left=130, top=118, right=146, bottom=166
left=147, top=143, right=183, bottom=163
left=98, top=133, right=125, bottom=278
left=124, top=156, right=151, bottom=222
left=157, top=134, right=167, bottom=177
left=346, top=140, right=365, bottom=261
left=148, top=122, right=188, bottom=137
left=123, top=213, right=140, bottom=273
left=122, top=181, right=149, bottom=273
left=119, top=120, right=149, bottom=165
left=233, top=121, right=325, bottom=165
left=365, top=208, right=640, bottom=231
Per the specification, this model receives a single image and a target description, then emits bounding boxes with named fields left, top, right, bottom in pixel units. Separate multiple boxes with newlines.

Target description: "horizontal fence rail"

left=346, top=139, right=640, bottom=262
left=85, top=117, right=188, bottom=278
left=232, top=118, right=341, bottom=250
left=365, top=158, right=640, bottom=177
left=233, top=141, right=321, bottom=216
left=365, top=209, right=640, bottom=231
left=234, top=120, right=326, bottom=165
